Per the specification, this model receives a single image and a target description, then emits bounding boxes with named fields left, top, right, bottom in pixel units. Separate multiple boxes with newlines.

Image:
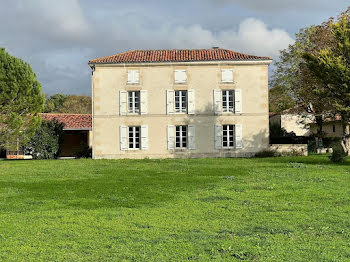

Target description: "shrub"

left=280, top=149, right=304, bottom=157
left=329, top=143, right=347, bottom=163
left=24, top=119, right=64, bottom=159
left=255, top=149, right=280, bottom=158
left=76, top=141, right=92, bottom=158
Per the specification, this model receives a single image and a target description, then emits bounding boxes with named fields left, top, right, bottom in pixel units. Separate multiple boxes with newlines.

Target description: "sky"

left=0, top=0, right=348, bottom=95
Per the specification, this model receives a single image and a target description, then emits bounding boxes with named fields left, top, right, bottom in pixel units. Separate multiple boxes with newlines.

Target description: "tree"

left=43, top=93, right=67, bottom=113
left=59, top=95, right=91, bottom=114
left=303, top=9, right=350, bottom=154
left=270, top=12, right=342, bottom=143
left=269, top=85, right=295, bottom=113
left=0, top=48, right=44, bottom=151
left=24, top=119, right=64, bottom=159
left=44, top=94, right=91, bottom=114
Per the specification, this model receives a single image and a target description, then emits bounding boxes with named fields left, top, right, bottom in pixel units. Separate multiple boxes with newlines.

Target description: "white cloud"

left=215, top=18, right=294, bottom=58
left=99, top=17, right=293, bottom=59
left=0, top=1, right=295, bottom=94
left=12, top=0, right=90, bottom=43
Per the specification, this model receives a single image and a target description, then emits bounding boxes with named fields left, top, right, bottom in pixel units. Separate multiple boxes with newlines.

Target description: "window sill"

left=219, top=147, right=236, bottom=150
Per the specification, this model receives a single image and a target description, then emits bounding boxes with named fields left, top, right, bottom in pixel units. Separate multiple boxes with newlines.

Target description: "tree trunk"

left=340, top=117, right=350, bottom=155
left=315, top=114, right=323, bottom=152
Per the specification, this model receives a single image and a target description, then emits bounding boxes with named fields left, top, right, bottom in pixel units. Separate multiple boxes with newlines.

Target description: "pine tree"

left=0, top=48, right=45, bottom=151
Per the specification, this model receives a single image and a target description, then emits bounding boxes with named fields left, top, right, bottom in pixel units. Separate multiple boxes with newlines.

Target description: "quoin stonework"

left=89, top=48, right=272, bottom=159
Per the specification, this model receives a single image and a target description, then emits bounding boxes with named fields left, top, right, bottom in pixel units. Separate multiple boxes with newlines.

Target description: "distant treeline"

left=44, top=94, right=91, bottom=114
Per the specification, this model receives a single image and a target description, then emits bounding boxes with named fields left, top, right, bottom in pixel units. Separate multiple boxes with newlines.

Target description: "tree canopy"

left=270, top=7, right=349, bottom=145
left=303, top=9, right=350, bottom=153
left=0, top=48, right=44, bottom=150
left=44, top=94, right=91, bottom=114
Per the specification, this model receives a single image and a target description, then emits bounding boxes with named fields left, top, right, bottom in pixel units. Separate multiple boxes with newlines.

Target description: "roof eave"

left=88, top=59, right=273, bottom=67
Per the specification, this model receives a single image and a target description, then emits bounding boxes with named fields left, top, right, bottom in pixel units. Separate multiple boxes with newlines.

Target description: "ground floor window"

left=129, top=126, right=140, bottom=149
left=222, top=125, right=234, bottom=148
left=176, top=125, right=187, bottom=148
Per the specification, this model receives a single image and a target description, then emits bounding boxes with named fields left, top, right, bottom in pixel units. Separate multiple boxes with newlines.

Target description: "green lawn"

left=0, top=156, right=350, bottom=261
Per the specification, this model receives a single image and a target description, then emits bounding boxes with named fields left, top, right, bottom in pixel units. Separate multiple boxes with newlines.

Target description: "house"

left=40, top=113, right=92, bottom=157
left=269, top=111, right=313, bottom=136
left=309, top=115, right=344, bottom=138
left=88, top=48, right=272, bottom=159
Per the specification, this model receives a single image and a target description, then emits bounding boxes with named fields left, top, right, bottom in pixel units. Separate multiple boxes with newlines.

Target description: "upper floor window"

left=221, top=69, right=234, bottom=83
left=174, top=70, right=187, bottom=84
left=128, top=91, right=140, bottom=114
left=128, top=126, right=140, bottom=149
left=175, top=90, right=187, bottom=113
left=167, top=89, right=195, bottom=115
left=127, top=70, right=139, bottom=84
left=222, top=90, right=234, bottom=113
left=222, top=125, right=235, bottom=148
left=120, top=90, right=147, bottom=115
left=175, top=125, right=187, bottom=149
left=214, top=89, right=241, bottom=114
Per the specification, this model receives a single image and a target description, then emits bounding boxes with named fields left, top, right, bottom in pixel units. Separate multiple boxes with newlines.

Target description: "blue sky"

left=0, top=0, right=348, bottom=95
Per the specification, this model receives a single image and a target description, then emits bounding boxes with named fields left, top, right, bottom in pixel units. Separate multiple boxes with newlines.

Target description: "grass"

left=0, top=155, right=350, bottom=261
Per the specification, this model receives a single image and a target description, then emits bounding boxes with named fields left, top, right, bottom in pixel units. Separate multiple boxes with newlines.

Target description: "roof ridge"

left=89, top=48, right=272, bottom=64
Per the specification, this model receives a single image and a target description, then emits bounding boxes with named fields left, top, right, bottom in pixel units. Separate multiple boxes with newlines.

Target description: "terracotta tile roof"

left=40, top=113, right=92, bottom=130
left=89, top=49, right=271, bottom=64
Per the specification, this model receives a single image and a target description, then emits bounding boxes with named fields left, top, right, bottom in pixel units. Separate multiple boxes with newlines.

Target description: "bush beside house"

left=24, top=119, right=64, bottom=159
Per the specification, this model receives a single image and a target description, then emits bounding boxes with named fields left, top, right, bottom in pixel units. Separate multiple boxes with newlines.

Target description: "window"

left=222, top=125, right=234, bottom=148
left=333, top=124, right=336, bottom=133
left=128, top=91, right=140, bottom=114
left=174, top=70, right=187, bottom=83
left=175, top=125, right=187, bottom=148
left=222, top=90, right=234, bottom=112
left=175, top=90, right=187, bottom=113
left=127, top=70, right=139, bottom=84
left=221, top=69, right=234, bottom=83
left=128, top=126, right=140, bottom=149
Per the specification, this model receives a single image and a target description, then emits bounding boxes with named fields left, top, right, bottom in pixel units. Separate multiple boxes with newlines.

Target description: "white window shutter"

left=174, top=70, right=186, bottom=83
left=235, top=89, right=242, bottom=114
left=235, top=124, right=243, bottom=149
left=167, top=125, right=175, bottom=150
left=214, top=124, right=222, bottom=149
left=166, top=90, right=174, bottom=114
left=127, top=71, right=133, bottom=83
left=120, top=125, right=128, bottom=150
left=213, top=89, right=222, bottom=115
left=141, top=125, right=148, bottom=150
left=127, top=70, right=139, bottom=84
left=134, top=70, right=139, bottom=83
left=188, top=124, right=195, bottom=150
left=119, top=91, right=127, bottom=115
left=140, top=90, right=148, bottom=115
left=188, top=89, right=195, bottom=114
left=221, top=69, right=233, bottom=83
